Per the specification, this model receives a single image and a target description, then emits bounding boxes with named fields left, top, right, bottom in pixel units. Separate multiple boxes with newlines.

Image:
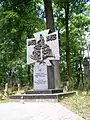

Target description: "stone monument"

left=10, top=31, right=75, bottom=102
left=27, top=29, right=60, bottom=91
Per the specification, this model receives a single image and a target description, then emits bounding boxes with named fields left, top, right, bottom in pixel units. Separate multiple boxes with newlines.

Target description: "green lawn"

left=60, top=92, right=90, bottom=119
left=0, top=99, right=10, bottom=103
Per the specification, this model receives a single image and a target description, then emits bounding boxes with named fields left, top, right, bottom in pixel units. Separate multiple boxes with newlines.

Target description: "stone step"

left=24, top=89, right=63, bottom=94
left=24, top=90, right=52, bottom=94
left=9, top=91, right=76, bottom=102
left=10, top=94, right=58, bottom=102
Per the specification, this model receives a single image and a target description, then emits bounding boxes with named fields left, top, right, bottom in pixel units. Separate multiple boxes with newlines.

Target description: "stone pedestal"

left=47, top=66, right=55, bottom=89
left=34, top=63, right=48, bottom=90
left=33, top=63, right=55, bottom=90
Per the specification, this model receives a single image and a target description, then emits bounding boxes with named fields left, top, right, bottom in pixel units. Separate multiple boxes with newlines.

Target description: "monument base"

left=9, top=91, right=76, bottom=102
left=24, top=89, right=63, bottom=94
left=47, top=66, right=55, bottom=89
left=33, top=63, right=48, bottom=90
left=33, top=63, right=55, bottom=90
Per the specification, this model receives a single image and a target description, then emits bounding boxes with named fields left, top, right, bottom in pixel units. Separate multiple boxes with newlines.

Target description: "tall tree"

left=54, top=0, right=89, bottom=88
left=0, top=0, right=45, bottom=87
left=43, top=0, right=60, bottom=89
left=64, top=2, right=71, bottom=82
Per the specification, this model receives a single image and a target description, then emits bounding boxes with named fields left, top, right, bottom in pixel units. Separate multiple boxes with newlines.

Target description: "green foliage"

left=54, top=0, right=90, bottom=89
left=0, top=0, right=45, bottom=88
left=0, top=99, right=10, bottom=103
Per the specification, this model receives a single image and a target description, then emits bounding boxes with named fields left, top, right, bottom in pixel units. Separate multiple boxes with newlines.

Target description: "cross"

left=27, top=29, right=60, bottom=65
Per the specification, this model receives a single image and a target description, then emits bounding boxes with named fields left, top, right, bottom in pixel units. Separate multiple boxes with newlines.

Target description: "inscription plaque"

left=34, top=64, right=48, bottom=90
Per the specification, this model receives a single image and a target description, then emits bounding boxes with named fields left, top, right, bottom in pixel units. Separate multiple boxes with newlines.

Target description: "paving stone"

left=0, top=102, right=84, bottom=120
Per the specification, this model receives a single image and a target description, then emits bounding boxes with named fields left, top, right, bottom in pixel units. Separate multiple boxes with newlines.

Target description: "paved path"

left=0, top=102, right=84, bottom=120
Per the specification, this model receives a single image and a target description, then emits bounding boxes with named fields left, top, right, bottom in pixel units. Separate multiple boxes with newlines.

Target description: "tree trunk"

left=65, top=3, right=71, bottom=81
left=44, top=0, right=54, bottom=31
left=43, top=0, right=60, bottom=89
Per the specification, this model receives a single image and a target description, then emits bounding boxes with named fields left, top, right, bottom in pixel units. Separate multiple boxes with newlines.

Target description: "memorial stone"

left=34, top=63, right=48, bottom=90
left=27, top=29, right=60, bottom=90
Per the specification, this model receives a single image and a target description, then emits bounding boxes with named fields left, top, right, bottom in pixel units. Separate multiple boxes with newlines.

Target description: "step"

left=9, top=91, right=76, bottom=102
left=24, top=90, right=52, bottom=94
left=9, top=94, right=58, bottom=102
left=24, top=89, right=63, bottom=94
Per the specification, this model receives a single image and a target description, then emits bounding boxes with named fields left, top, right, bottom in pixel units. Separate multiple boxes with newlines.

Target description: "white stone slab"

left=27, top=30, right=60, bottom=65
left=33, top=63, right=48, bottom=90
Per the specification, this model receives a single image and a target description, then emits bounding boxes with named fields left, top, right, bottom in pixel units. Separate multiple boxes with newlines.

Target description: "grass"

left=0, top=99, right=10, bottom=103
left=60, top=91, right=90, bottom=119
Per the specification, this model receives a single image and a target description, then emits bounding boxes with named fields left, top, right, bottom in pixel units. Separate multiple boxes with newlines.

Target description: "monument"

left=9, top=30, right=75, bottom=101
left=27, top=29, right=60, bottom=91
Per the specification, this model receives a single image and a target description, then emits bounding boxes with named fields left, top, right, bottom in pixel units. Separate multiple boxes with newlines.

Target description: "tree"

left=54, top=0, right=89, bottom=89
left=0, top=0, right=45, bottom=88
left=43, top=0, right=60, bottom=89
